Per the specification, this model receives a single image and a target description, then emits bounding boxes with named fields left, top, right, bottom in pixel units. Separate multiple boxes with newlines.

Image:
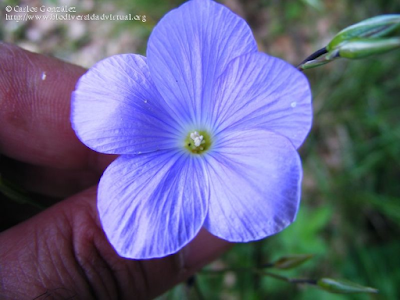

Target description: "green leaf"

left=317, top=278, right=378, bottom=294
left=272, top=254, right=314, bottom=270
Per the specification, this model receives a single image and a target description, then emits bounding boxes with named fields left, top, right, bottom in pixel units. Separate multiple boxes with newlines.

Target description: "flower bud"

left=272, top=254, right=314, bottom=270
left=328, top=14, right=400, bottom=51
left=317, top=278, right=378, bottom=294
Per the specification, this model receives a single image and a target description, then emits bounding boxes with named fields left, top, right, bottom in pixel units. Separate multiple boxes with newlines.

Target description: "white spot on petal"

left=41, top=72, right=46, bottom=81
left=291, top=102, right=297, bottom=108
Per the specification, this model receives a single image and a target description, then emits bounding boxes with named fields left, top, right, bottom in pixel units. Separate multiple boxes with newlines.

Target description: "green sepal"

left=298, top=49, right=339, bottom=70
left=338, top=37, right=400, bottom=59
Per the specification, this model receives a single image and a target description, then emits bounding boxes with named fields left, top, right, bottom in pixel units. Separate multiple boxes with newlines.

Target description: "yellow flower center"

left=184, top=130, right=212, bottom=154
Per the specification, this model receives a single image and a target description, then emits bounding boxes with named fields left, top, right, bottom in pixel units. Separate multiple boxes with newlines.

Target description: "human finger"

left=0, top=42, right=114, bottom=172
left=0, top=186, right=231, bottom=299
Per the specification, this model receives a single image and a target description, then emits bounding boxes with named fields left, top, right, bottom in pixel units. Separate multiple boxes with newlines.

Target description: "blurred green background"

left=1, top=0, right=400, bottom=299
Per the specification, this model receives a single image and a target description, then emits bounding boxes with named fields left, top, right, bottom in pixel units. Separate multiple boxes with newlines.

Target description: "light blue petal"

left=203, top=129, right=302, bottom=242
left=98, top=151, right=209, bottom=259
left=71, top=54, right=181, bottom=155
left=211, top=52, right=312, bottom=149
left=147, top=0, right=257, bottom=129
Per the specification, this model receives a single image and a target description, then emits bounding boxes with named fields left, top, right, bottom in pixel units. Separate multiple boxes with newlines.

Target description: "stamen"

left=190, top=131, right=204, bottom=147
left=184, top=130, right=212, bottom=154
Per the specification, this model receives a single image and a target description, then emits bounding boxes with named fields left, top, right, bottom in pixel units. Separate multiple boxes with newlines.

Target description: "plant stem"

left=201, top=267, right=318, bottom=287
left=256, top=270, right=317, bottom=285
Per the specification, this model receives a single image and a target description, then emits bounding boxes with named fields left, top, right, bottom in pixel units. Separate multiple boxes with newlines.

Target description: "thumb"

left=0, top=186, right=231, bottom=300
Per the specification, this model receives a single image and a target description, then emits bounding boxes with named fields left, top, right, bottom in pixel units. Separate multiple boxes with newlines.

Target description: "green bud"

left=272, top=254, right=314, bottom=270
left=317, top=278, right=378, bottom=294
left=338, top=37, right=400, bottom=59
left=328, top=14, right=400, bottom=51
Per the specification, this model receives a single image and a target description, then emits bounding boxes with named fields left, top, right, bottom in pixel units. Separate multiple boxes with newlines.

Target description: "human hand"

left=0, top=43, right=231, bottom=300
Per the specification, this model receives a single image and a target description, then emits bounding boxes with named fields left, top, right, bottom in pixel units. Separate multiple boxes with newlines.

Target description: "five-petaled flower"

left=71, top=0, right=312, bottom=259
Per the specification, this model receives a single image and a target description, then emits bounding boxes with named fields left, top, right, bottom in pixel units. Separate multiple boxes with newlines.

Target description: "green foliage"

left=299, top=50, right=400, bottom=300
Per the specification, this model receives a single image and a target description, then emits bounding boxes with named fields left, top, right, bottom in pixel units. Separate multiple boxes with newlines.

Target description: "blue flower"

left=71, top=0, right=312, bottom=259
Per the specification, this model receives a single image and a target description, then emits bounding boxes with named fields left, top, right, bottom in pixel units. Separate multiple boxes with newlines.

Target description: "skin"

left=0, top=43, right=231, bottom=300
